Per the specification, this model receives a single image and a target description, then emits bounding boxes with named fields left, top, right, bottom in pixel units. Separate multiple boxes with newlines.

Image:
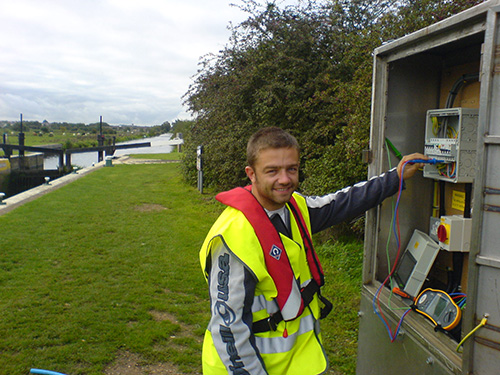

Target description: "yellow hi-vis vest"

left=200, top=192, right=329, bottom=375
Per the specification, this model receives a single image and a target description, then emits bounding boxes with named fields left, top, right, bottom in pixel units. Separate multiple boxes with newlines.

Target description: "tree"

left=161, top=121, right=171, bottom=133
left=170, top=119, right=194, bottom=136
left=183, top=0, right=484, bottom=199
left=184, top=0, right=349, bottom=189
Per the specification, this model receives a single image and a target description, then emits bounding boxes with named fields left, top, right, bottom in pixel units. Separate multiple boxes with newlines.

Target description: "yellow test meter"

left=414, top=288, right=462, bottom=331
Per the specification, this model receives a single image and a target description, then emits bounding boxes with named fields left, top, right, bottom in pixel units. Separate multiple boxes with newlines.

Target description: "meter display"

left=414, top=288, right=461, bottom=331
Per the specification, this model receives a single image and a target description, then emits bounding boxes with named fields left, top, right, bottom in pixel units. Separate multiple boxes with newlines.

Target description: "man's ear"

left=245, top=166, right=256, bottom=183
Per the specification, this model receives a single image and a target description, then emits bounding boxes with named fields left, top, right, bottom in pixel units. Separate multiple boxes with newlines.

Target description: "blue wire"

left=376, top=159, right=459, bottom=341
left=406, top=158, right=444, bottom=164
left=373, top=161, right=411, bottom=341
left=394, top=309, right=412, bottom=339
left=372, top=281, right=394, bottom=340
left=30, top=370, right=68, bottom=375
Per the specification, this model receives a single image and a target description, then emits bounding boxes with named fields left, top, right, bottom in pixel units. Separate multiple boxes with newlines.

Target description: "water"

left=43, top=134, right=176, bottom=169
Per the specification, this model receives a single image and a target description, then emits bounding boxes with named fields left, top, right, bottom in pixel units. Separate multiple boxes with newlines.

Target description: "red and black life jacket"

left=216, top=186, right=331, bottom=330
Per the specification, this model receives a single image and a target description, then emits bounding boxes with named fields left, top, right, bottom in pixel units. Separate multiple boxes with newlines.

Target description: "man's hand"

left=397, top=153, right=429, bottom=180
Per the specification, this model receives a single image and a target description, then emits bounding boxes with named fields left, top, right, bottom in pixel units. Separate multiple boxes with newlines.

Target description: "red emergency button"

left=437, top=224, right=448, bottom=243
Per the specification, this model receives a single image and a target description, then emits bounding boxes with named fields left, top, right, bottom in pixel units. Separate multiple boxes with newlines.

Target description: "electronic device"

left=394, top=229, right=441, bottom=298
left=414, top=288, right=462, bottom=331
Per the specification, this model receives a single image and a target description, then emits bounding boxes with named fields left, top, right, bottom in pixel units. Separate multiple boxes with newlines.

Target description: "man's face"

left=245, top=147, right=299, bottom=211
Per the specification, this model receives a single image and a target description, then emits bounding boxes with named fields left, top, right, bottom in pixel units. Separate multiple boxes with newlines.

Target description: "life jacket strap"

left=252, top=280, right=333, bottom=333
left=318, top=291, right=333, bottom=320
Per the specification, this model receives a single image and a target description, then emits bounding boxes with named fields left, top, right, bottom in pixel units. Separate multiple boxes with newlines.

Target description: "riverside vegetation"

left=0, top=119, right=192, bottom=155
left=0, top=160, right=363, bottom=374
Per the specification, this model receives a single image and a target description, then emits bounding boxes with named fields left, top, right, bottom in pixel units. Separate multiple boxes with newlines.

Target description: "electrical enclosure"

left=437, top=215, right=472, bottom=252
left=423, top=108, right=479, bottom=183
left=357, top=2, right=500, bottom=375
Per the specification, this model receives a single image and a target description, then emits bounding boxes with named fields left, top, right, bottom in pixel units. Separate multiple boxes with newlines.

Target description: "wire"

left=456, top=315, right=488, bottom=353
left=384, top=141, right=397, bottom=297
left=374, top=159, right=453, bottom=341
left=445, top=73, right=480, bottom=109
left=385, top=138, right=403, bottom=161
left=450, top=293, right=467, bottom=308
left=438, top=161, right=456, bottom=179
left=383, top=141, right=409, bottom=311
left=394, top=308, right=412, bottom=338
left=372, top=160, right=414, bottom=342
left=30, top=370, right=68, bottom=375
left=432, top=117, right=440, bottom=136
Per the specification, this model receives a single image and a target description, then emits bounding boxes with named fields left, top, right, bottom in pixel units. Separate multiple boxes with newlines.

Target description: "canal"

left=43, top=134, right=175, bottom=169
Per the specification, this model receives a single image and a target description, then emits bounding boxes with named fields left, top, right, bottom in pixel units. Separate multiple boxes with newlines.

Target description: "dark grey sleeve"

left=304, top=168, right=400, bottom=234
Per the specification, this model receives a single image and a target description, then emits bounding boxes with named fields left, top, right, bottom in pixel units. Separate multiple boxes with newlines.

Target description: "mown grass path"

left=0, top=163, right=221, bottom=374
left=0, top=162, right=362, bottom=374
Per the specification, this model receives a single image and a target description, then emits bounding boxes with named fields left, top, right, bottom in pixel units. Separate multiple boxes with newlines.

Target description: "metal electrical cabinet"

left=357, top=2, right=500, bottom=374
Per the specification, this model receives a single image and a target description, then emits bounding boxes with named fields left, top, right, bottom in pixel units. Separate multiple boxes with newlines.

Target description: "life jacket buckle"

left=267, top=314, right=278, bottom=331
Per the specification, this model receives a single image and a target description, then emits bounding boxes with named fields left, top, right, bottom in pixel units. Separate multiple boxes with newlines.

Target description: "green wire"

left=385, top=137, right=402, bottom=161
left=385, top=139, right=409, bottom=311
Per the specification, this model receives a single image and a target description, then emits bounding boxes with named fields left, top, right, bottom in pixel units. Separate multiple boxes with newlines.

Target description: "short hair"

left=246, top=127, right=300, bottom=168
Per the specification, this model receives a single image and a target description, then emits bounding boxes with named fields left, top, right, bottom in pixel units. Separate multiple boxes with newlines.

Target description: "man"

left=199, top=127, right=426, bottom=374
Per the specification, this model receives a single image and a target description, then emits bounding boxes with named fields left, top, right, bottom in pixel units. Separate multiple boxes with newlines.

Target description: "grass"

left=317, top=238, right=364, bottom=375
left=0, top=163, right=362, bottom=374
left=0, top=163, right=221, bottom=374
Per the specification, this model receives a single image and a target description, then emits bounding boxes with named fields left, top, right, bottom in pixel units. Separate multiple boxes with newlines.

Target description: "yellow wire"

left=448, top=126, right=458, bottom=139
left=432, top=117, right=440, bottom=136
left=456, top=315, right=489, bottom=353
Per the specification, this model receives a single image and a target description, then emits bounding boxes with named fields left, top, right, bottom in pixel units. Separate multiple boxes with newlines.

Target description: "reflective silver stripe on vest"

left=252, top=294, right=279, bottom=314
left=254, top=313, right=316, bottom=354
left=252, top=278, right=314, bottom=315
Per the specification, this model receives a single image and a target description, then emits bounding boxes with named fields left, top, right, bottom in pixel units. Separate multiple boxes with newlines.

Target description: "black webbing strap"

left=253, top=311, right=283, bottom=334
left=318, top=292, right=333, bottom=319
left=252, top=280, right=333, bottom=333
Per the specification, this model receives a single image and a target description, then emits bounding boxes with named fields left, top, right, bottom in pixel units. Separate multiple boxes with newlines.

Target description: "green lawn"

left=0, top=163, right=361, bottom=374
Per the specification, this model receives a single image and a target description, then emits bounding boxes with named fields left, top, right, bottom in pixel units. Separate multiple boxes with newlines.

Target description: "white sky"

left=0, top=0, right=282, bottom=126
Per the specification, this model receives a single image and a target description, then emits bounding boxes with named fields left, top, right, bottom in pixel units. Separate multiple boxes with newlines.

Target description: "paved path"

left=113, top=156, right=179, bottom=165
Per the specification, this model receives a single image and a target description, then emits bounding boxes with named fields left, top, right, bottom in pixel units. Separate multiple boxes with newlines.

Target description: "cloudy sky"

left=0, top=0, right=267, bottom=126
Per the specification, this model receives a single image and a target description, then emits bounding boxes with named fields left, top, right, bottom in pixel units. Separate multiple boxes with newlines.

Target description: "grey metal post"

left=18, top=114, right=25, bottom=169
left=98, top=116, right=104, bottom=162
left=197, top=145, right=203, bottom=194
